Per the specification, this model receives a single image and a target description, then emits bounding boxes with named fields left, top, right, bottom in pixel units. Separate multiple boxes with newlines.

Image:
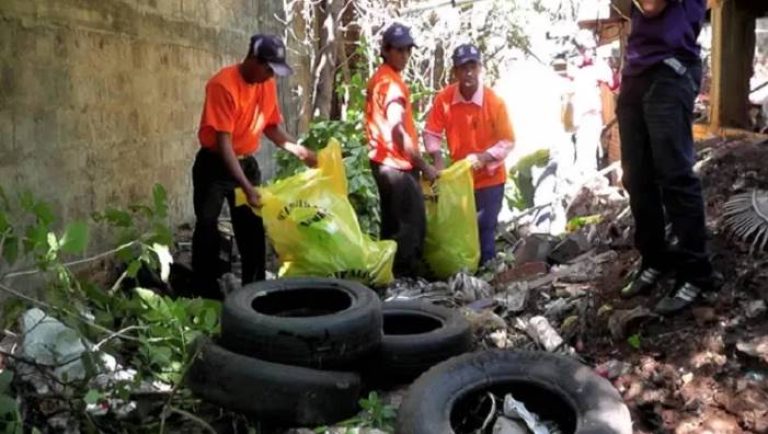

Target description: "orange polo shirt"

left=424, top=84, right=515, bottom=189
left=198, top=65, right=283, bottom=156
left=365, top=64, right=419, bottom=170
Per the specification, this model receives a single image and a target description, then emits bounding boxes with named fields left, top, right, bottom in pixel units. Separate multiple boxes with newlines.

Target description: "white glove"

left=466, top=153, right=484, bottom=170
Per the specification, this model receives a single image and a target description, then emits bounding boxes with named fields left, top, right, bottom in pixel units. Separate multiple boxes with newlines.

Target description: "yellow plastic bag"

left=236, top=139, right=395, bottom=286
left=422, top=160, right=480, bottom=279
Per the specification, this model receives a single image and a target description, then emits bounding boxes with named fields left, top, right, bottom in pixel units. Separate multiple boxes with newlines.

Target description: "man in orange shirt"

left=424, top=44, right=515, bottom=265
left=193, top=34, right=316, bottom=299
left=365, top=23, right=438, bottom=277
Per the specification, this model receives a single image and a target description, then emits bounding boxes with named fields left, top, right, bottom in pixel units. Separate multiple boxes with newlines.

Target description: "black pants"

left=370, top=161, right=426, bottom=277
left=191, top=149, right=265, bottom=299
left=617, top=62, right=712, bottom=285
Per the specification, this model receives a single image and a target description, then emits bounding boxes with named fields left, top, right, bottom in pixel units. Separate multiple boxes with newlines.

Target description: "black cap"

left=452, top=44, right=482, bottom=67
left=382, top=23, right=417, bottom=48
left=249, top=34, right=293, bottom=76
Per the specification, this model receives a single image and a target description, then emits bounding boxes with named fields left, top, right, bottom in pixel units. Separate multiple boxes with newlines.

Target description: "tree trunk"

left=311, top=0, right=343, bottom=119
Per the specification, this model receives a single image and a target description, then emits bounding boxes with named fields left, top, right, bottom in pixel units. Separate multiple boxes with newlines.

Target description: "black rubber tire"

left=185, top=337, right=362, bottom=426
left=396, top=350, right=632, bottom=434
left=366, top=300, right=473, bottom=387
left=220, top=278, right=382, bottom=368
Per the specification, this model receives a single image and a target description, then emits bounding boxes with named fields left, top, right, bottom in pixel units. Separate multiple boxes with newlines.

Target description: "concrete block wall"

left=0, top=0, right=308, bottom=248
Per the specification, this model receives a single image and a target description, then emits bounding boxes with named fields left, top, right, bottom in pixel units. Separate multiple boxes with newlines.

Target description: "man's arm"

left=423, top=132, right=445, bottom=171
left=387, top=100, right=437, bottom=180
left=263, top=125, right=317, bottom=167
left=217, top=132, right=260, bottom=206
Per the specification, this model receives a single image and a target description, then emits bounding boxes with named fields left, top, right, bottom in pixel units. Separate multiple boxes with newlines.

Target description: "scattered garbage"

left=525, top=316, right=565, bottom=352
left=736, top=336, right=768, bottom=364
left=502, top=394, right=556, bottom=434
left=595, top=359, right=631, bottom=380
left=493, top=416, right=530, bottom=434
left=495, top=282, right=529, bottom=313
left=745, top=300, right=766, bottom=319
left=21, top=308, right=98, bottom=384
left=450, top=272, right=494, bottom=302
left=547, top=232, right=590, bottom=264
left=608, top=306, right=657, bottom=341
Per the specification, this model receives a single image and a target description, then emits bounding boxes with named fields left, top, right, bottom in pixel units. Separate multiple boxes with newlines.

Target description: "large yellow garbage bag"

left=422, top=160, right=480, bottom=279
left=236, top=139, right=395, bottom=286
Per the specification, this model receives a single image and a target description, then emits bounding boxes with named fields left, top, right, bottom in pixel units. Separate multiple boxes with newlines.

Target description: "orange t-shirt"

left=198, top=65, right=283, bottom=156
left=364, top=64, right=419, bottom=170
left=425, top=84, right=515, bottom=189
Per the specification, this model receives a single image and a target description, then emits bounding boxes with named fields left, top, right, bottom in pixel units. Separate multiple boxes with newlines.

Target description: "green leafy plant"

left=566, top=214, right=603, bottom=232
left=319, top=391, right=396, bottom=433
left=0, top=184, right=220, bottom=432
left=627, top=334, right=642, bottom=350
left=505, top=149, right=551, bottom=211
left=0, top=371, right=22, bottom=434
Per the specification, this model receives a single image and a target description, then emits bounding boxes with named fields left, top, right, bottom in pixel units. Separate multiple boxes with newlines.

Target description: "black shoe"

left=620, top=267, right=664, bottom=299
left=654, top=281, right=702, bottom=315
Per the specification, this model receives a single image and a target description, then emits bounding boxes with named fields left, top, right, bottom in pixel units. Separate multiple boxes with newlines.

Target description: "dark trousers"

left=475, top=184, right=505, bottom=265
left=370, top=161, right=426, bottom=277
left=191, top=149, right=266, bottom=299
left=617, top=62, right=712, bottom=285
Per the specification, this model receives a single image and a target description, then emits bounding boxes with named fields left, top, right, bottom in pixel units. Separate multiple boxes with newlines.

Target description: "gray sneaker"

left=654, top=282, right=702, bottom=315
left=621, top=267, right=664, bottom=299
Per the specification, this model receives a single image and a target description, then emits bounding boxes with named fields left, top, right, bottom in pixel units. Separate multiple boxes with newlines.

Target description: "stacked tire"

left=184, top=278, right=473, bottom=426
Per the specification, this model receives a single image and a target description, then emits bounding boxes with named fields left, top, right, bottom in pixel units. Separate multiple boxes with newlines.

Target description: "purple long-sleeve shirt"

left=624, top=0, right=706, bottom=76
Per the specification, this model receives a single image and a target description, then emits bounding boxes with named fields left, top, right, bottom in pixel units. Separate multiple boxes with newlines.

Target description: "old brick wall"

left=0, top=0, right=308, bottom=246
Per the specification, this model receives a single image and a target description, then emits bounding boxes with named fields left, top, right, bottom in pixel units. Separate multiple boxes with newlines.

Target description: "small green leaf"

left=153, top=184, right=168, bottom=218
left=0, top=371, right=13, bottom=394
left=32, top=201, right=55, bottom=226
left=83, top=389, right=101, bottom=405
left=125, top=260, right=142, bottom=278
left=627, top=334, right=642, bottom=349
left=2, top=235, right=19, bottom=265
left=60, top=221, right=89, bottom=254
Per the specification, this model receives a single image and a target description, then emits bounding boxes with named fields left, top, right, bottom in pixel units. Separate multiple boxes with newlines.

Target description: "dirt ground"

left=575, top=137, right=768, bottom=434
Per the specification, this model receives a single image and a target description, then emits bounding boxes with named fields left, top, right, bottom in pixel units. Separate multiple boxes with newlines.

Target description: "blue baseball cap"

left=249, top=34, right=293, bottom=76
left=382, top=23, right=417, bottom=48
left=452, top=44, right=482, bottom=66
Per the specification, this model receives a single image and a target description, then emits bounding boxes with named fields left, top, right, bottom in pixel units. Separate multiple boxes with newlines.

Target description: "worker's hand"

left=245, top=188, right=262, bottom=208
left=422, top=164, right=439, bottom=183
left=296, top=145, right=317, bottom=168
left=466, top=153, right=485, bottom=170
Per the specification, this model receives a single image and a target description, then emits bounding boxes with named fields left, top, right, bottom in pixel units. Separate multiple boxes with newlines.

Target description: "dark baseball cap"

left=249, top=34, right=293, bottom=76
left=452, top=44, right=482, bottom=66
left=382, top=23, right=417, bottom=48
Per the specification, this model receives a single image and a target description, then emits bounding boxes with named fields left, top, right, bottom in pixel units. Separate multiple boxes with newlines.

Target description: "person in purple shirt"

left=616, top=0, right=714, bottom=315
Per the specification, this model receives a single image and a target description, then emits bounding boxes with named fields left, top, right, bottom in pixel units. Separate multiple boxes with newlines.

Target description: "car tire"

left=365, top=300, right=472, bottom=387
left=185, top=337, right=362, bottom=426
left=220, top=278, right=382, bottom=368
left=396, top=350, right=632, bottom=434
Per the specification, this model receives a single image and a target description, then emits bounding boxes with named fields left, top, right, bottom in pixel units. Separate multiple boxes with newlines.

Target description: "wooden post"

left=709, top=0, right=756, bottom=132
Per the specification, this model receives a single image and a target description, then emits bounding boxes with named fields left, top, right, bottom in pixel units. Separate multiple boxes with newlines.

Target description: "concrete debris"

left=450, top=272, right=495, bottom=302
left=548, top=232, right=591, bottom=264
left=489, top=329, right=511, bottom=349
left=745, top=300, right=767, bottom=319
left=595, top=359, right=631, bottom=380
left=493, top=261, right=549, bottom=285
left=736, top=336, right=768, bottom=364
left=526, top=316, right=565, bottom=352
left=465, top=309, right=509, bottom=335
left=495, top=282, right=530, bottom=313
left=608, top=306, right=658, bottom=341
left=513, top=234, right=558, bottom=264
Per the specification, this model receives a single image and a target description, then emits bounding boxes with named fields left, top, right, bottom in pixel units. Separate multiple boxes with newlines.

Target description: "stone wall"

left=0, top=0, right=308, bottom=247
